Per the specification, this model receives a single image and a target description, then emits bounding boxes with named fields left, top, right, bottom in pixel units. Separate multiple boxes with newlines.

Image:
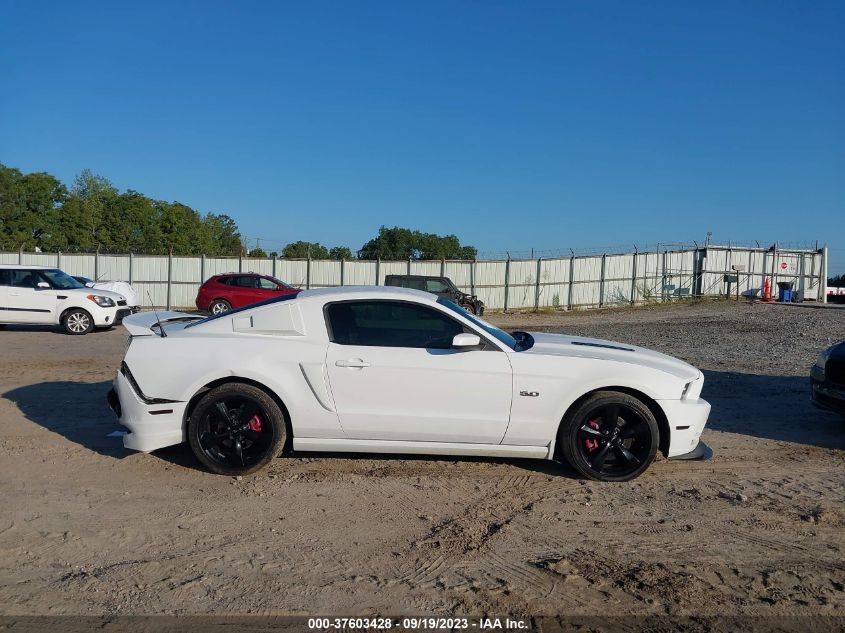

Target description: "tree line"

left=0, top=164, right=477, bottom=260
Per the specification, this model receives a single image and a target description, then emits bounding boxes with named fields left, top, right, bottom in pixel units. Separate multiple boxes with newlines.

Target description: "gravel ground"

left=0, top=300, right=843, bottom=625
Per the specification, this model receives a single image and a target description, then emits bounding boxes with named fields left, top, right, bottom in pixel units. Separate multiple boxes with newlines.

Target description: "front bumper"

left=657, top=397, right=712, bottom=458
left=108, top=370, right=187, bottom=452
left=811, top=374, right=845, bottom=416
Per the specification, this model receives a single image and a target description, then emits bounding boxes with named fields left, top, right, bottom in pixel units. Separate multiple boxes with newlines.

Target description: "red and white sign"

left=780, top=262, right=788, bottom=270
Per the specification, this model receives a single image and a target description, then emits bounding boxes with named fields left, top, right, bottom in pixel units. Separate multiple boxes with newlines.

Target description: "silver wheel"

left=63, top=309, right=93, bottom=335
left=210, top=300, right=231, bottom=315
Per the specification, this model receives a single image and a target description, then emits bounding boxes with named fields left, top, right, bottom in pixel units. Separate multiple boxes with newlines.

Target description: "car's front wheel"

left=209, top=299, right=231, bottom=315
left=187, top=383, right=287, bottom=476
left=558, top=391, right=659, bottom=482
left=62, top=309, right=94, bottom=335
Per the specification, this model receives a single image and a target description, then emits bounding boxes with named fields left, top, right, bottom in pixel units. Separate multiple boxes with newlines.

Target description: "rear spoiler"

left=121, top=311, right=205, bottom=337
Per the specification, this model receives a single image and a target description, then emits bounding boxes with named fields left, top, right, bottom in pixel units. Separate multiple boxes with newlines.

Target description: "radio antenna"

left=146, top=291, right=167, bottom=338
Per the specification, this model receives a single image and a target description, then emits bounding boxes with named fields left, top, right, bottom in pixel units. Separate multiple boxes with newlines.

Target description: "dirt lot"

left=0, top=301, right=844, bottom=621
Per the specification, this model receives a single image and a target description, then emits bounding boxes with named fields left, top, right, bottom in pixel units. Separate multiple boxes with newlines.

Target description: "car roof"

left=297, top=285, right=437, bottom=303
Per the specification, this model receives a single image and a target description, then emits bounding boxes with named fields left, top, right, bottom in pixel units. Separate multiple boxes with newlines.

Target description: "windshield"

left=185, top=291, right=301, bottom=328
left=40, top=269, right=85, bottom=290
left=437, top=297, right=520, bottom=350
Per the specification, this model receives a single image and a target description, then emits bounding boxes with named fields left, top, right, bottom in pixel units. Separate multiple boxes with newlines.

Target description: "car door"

left=324, top=299, right=513, bottom=444
left=5, top=269, right=57, bottom=324
left=227, top=275, right=255, bottom=308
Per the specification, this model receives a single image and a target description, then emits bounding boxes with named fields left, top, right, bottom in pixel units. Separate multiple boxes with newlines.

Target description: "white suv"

left=0, top=265, right=130, bottom=335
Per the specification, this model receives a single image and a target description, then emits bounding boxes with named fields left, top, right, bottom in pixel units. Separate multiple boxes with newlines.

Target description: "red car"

left=195, top=273, right=299, bottom=314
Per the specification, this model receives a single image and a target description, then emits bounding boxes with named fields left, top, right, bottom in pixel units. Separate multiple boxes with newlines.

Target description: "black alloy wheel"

left=188, top=383, right=286, bottom=476
left=559, top=391, right=658, bottom=482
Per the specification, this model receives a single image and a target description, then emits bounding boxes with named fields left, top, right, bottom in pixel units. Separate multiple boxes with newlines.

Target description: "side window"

left=232, top=276, right=253, bottom=288
left=327, top=301, right=465, bottom=349
left=256, top=277, right=277, bottom=289
left=0, top=270, right=10, bottom=286
left=425, top=279, right=450, bottom=293
left=406, top=278, right=427, bottom=291
left=10, top=270, right=38, bottom=288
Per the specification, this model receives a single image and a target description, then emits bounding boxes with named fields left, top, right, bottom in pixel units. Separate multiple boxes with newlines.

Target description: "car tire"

left=62, top=309, right=94, bottom=335
left=209, top=299, right=231, bottom=315
left=558, top=391, right=659, bottom=482
left=187, top=383, right=287, bottom=476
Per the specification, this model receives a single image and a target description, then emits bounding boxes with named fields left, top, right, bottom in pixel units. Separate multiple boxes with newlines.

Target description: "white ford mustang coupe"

left=109, top=286, right=711, bottom=481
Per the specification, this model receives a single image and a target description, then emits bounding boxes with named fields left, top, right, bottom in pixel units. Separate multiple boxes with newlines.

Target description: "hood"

left=89, top=281, right=139, bottom=305
left=65, top=286, right=126, bottom=302
left=525, top=331, right=701, bottom=381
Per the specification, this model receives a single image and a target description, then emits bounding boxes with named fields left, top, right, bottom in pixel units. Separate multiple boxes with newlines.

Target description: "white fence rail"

left=0, top=245, right=828, bottom=311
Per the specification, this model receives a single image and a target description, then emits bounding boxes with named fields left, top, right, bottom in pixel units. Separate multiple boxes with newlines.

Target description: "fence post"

left=503, top=257, right=511, bottom=312
left=440, top=258, right=445, bottom=277
left=272, top=254, right=277, bottom=279
left=534, top=258, right=542, bottom=311
left=306, top=255, right=311, bottom=290
left=57, top=250, right=62, bottom=270
left=340, top=258, right=345, bottom=287
left=18, top=244, right=22, bottom=264
left=375, top=258, right=381, bottom=286
left=820, top=247, right=828, bottom=302
left=166, top=247, right=173, bottom=310
left=599, top=254, right=607, bottom=307
left=470, top=260, right=476, bottom=297
left=567, top=255, right=575, bottom=310
left=407, top=257, right=412, bottom=275
left=95, top=246, right=100, bottom=280
left=129, top=252, right=133, bottom=284
left=238, top=251, right=243, bottom=273
left=630, top=249, right=638, bottom=305
left=660, top=250, right=667, bottom=302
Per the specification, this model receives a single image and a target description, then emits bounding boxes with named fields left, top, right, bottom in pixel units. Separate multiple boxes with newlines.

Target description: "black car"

left=811, top=340, right=845, bottom=417
left=384, top=274, right=485, bottom=315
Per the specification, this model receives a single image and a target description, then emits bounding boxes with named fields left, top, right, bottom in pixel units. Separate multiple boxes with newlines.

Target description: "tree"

left=202, top=213, right=242, bottom=256
left=829, top=274, right=845, bottom=287
left=249, top=247, right=268, bottom=258
left=282, top=240, right=330, bottom=259
left=329, top=246, right=353, bottom=260
left=358, top=226, right=477, bottom=260
left=0, top=165, right=68, bottom=250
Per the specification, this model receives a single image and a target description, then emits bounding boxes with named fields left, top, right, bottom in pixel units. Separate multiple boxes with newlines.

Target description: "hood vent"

left=571, top=341, right=634, bottom=352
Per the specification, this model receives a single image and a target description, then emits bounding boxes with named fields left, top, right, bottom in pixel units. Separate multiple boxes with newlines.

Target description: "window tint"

left=256, top=277, right=278, bottom=290
left=425, top=279, right=450, bottom=293
left=406, top=278, right=427, bottom=291
left=327, top=301, right=465, bottom=349
left=0, top=270, right=10, bottom=286
left=10, top=270, right=39, bottom=288
left=232, top=276, right=254, bottom=288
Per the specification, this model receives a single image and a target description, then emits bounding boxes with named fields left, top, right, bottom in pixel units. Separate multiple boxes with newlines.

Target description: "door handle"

left=335, top=359, right=370, bottom=368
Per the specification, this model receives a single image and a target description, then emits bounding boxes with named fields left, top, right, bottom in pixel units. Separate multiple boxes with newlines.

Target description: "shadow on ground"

left=2, top=380, right=130, bottom=458
left=703, top=370, right=845, bottom=450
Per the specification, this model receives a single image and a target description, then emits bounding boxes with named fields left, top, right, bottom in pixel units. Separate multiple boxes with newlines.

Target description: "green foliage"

left=0, top=164, right=243, bottom=255
left=249, top=247, right=268, bottom=258
left=829, top=274, right=844, bottom=287
left=358, top=226, right=476, bottom=260
left=282, top=241, right=330, bottom=259
left=329, top=246, right=353, bottom=260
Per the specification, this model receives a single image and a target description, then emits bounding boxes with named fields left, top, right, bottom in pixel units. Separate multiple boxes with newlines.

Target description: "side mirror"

left=36, top=281, right=50, bottom=290
left=452, top=333, right=481, bottom=349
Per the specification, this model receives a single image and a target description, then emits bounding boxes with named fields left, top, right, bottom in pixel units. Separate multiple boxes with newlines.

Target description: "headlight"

left=87, top=294, right=116, bottom=308
left=814, top=346, right=834, bottom=370
left=682, top=374, right=704, bottom=400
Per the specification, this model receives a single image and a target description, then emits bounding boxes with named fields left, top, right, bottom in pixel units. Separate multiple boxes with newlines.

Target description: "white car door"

left=324, top=299, right=513, bottom=444
left=5, top=269, right=57, bottom=324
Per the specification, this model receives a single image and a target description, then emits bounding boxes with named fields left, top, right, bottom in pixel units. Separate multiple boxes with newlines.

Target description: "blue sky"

left=1, top=1, right=843, bottom=271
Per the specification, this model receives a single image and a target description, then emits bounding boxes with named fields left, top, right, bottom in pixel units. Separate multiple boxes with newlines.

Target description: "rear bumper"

left=657, top=397, right=712, bottom=458
left=108, top=370, right=187, bottom=452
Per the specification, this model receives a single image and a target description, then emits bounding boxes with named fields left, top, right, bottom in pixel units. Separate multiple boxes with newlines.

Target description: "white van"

left=0, top=265, right=129, bottom=334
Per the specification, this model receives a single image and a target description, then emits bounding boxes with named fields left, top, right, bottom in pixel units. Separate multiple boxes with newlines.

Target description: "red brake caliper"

left=584, top=419, right=600, bottom=451
left=248, top=415, right=262, bottom=432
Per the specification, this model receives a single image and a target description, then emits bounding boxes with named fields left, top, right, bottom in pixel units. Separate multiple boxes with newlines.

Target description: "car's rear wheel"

left=62, top=309, right=93, bottom=335
left=559, top=391, right=658, bottom=482
left=187, top=383, right=286, bottom=476
left=209, top=299, right=231, bottom=315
